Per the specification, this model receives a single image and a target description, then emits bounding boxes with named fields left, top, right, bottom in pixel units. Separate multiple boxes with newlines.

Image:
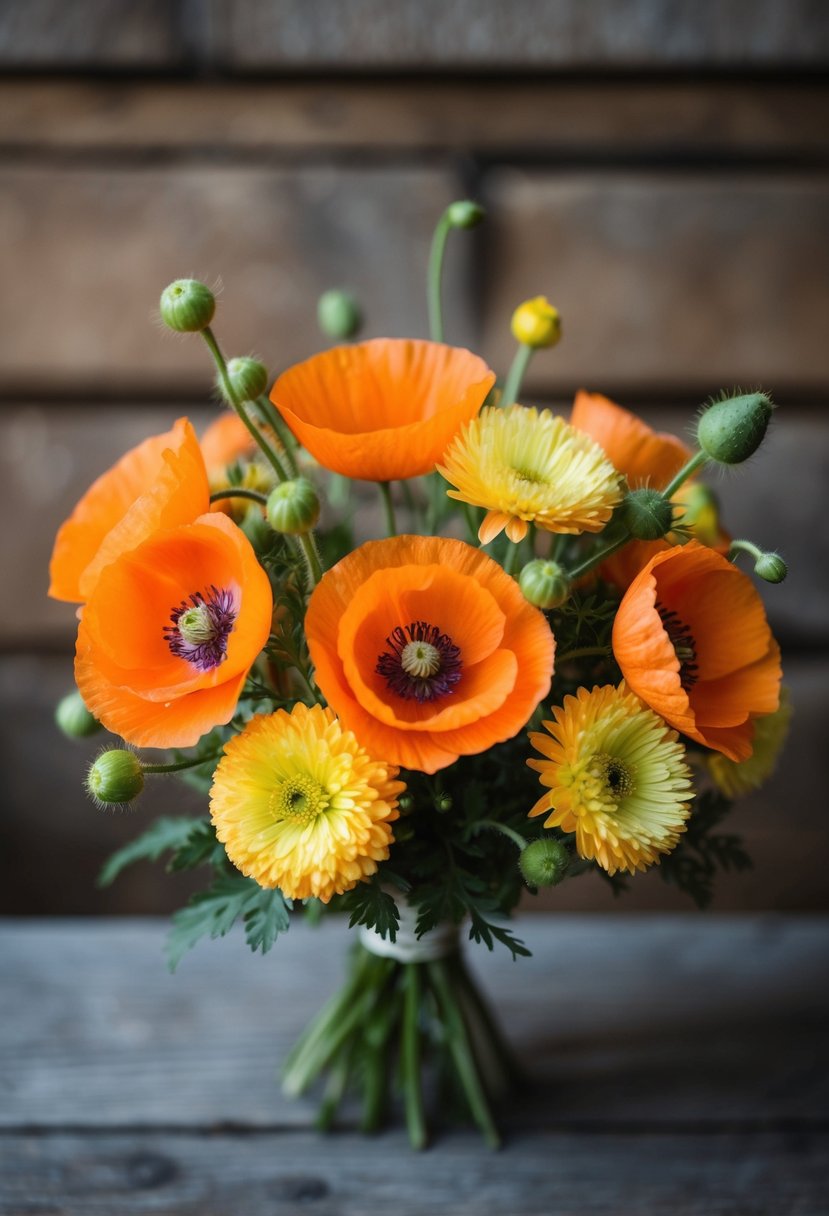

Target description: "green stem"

left=566, top=532, right=629, bottom=582
left=141, top=752, right=222, bottom=775
left=555, top=644, right=612, bottom=664
left=201, top=328, right=289, bottom=483
left=282, top=950, right=371, bottom=1095
left=427, top=959, right=502, bottom=1149
left=209, top=488, right=268, bottom=506
left=452, top=954, right=523, bottom=1091
left=427, top=211, right=452, bottom=342
left=254, top=394, right=300, bottom=477
left=474, top=819, right=528, bottom=851
left=501, top=343, right=533, bottom=408
left=502, top=541, right=521, bottom=577
left=461, top=502, right=480, bottom=544
left=726, top=538, right=764, bottom=564
left=402, top=964, right=428, bottom=1150
left=660, top=449, right=708, bottom=501
left=315, top=1042, right=354, bottom=1132
left=378, top=481, right=398, bottom=537
left=297, top=532, right=323, bottom=587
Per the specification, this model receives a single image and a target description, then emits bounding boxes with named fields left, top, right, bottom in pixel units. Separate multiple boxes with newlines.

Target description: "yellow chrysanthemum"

left=527, top=684, right=694, bottom=875
left=210, top=703, right=404, bottom=902
left=705, top=690, right=792, bottom=799
left=438, top=405, right=622, bottom=545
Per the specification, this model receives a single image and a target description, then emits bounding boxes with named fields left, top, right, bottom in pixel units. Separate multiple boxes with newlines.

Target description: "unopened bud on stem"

left=86, top=750, right=144, bottom=806
left=696, top=390, right=773, bottom=465
left=159, top=279, right=216, bottom=333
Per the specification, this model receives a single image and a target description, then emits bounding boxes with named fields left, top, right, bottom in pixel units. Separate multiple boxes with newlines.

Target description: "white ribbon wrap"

left=359, top=895, right=460, bottom=963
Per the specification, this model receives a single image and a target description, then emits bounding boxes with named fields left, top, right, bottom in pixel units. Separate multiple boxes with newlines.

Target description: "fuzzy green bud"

left=55, top=689, right=101, bottom=739
left=696, top=391, right=773, bottom=465
left=159, top=279, right=216, bottom=333
left=754, top=552, right=788, bottom=583
left=222, top=356, right=268, bottom=404
left=435, top=793, right=453, bottom=813
left=618, top=488, right=674, bottom=541
left=266, top=478, right=320, bottom=535
left=86, top=750, right=144, bottom=806
left=519, top=559, right=571, bottom=610
left=317, top=289, right=363, bottom=341
left=397, top=792, right=416, bottom=816
left=519, top=838, right=570, bottom=888
left=446, top=200, right=486, bottom=230
left=511, top=296, right=562, bottom=349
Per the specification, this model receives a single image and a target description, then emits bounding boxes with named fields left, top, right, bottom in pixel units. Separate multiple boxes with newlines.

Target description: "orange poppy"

left=570, top=390, right=691, bottom=490
left=612, top=541, right=781, bottom=762
left=269, top=339, right=496, bottom=481
left=75, top=511, right=273, bottom=749
left=305, top=535, right=554, bottom=773
left=49, top=418, right=209, bottom=603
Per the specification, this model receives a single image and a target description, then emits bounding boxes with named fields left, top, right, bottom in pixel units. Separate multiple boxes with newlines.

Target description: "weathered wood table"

left=1, top=916, right=827, bottom=1214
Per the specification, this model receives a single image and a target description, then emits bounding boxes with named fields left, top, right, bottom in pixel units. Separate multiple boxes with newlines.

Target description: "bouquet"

left=50, top=200, right=789, bottom=1148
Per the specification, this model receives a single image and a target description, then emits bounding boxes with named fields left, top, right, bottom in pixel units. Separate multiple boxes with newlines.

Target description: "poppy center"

left=657, top=603, right=699, bottom=691
left=376, top=620, right=463, bottom=703
left=271, top=774, right=329, bottom=824
left=164, top=584, right=237, bottom=672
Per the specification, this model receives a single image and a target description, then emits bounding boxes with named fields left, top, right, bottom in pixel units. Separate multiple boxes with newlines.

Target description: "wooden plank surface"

left=1, top=1129, right=826, bottom=1215
left=3, top=81, right=828, bottom=155
left=0, top=0, right=184, bottom=68
left=1, top=918, right=827, bottom=1129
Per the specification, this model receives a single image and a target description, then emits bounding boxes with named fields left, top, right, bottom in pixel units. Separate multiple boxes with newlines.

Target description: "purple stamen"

left=164, top=584, right=237, bottom=672
left=376, top=620, right=462, bottom=703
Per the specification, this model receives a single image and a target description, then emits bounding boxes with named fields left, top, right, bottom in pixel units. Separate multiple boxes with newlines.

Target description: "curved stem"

left=201, top=328, right=288, bottom=483
left=209, top=488, right=269, bottom=506
left=501, top=343, right=533, bottom=408
left=378, top=481, right=398, bottom=538
left=566, top=532, right=629, bottom=582
left=473, top=819, right=528, bottom=852
left=427, top=212, right=452, bottom=342
left=142, top=753, right=222, bottom=775
left=660, top=449, right=708, bottom=501
left=727, top=538, right=764, bottom=564
left=298, top=532, right=323, bottom=587
left=254, top=394, right=300, bottom=477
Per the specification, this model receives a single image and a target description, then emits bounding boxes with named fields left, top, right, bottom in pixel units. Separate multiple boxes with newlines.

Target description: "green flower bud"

left=266, top=478, right=321, bottom=535
left=159, top=279, right=216, bottom=333
left=511, top=296, right=562, bottom=349
left=317, top=289, right=363, bottom=341
left=55, top=689, right=101, bottom=739
left=446, top=200, right=486, bottom=230
left=618, top=488, right=674, bottom=541
left=519, top=559, right=571, bottom=610
left=754, top=551, right=787, bottom=583
left=519, top=838, right=570, bottom=888
left=86, top=749, right=144, bottom=806
left=222, top=356, right=268, bottom=404
left=696, top=390, right=773, bottom=465
left=435, top=793, right=453, bottom=813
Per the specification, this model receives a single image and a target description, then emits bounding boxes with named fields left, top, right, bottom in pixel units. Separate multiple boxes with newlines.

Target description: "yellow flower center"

left=568, top=751, right=634, bottom=815
left=400, top=640, right=442, bottom=679
left=271, top=773, right=330, bottom=824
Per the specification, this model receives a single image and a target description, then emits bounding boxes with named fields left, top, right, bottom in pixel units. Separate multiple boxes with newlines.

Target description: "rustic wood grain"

left=0, top=165, right=471, bottom=396
left=0, top=1129, right=826, bottom=1215
left=1, top=918, right=827, bottom=1130
left=480, top=171, right=829, bottom=393
left=223, top=0, right=829, bottom=70
left=0, top=0, right=184, bottom=68
left=2, top=654, right=826, bottom=916
left=2, top=81, right=828, bottom=155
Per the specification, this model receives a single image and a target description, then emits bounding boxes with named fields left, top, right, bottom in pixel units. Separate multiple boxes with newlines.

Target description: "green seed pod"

left=519, top=838, right=570, bottom=888
left=618, top=488, right=674, bottom=541
left=55, top=689, right=101, bottom=739
left=223, top=356, right=269, bottom=404
left=754, top=552, right=787, bottom=583
left=267, top=478, right=321, bottom=535
left=317, top=289, right=363, bottom=341
left=696, top=391, right=773, bottom=465
left=159, top=279, right=216, bottom=333
left=446, top=200, right=486, bottom=230
left=86, top=750, right=144, bottom=806
left=519, top=559, right=571, bottom=610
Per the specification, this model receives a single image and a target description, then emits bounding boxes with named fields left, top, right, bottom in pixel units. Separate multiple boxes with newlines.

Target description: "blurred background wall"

left=1, top=0, right=827, bottom=915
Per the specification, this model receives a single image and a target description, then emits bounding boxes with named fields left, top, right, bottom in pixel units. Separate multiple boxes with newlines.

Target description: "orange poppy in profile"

left=49, top=418, right=209, bottom=603
left=305, top=535, right=554, bottom=773
left=269, top=339, right=496, bottom=481
left=75, top=512, right=273, bottom=749
left=612, top=541, right=781, bottom=762
left=570, top=390, right=691, bottom=490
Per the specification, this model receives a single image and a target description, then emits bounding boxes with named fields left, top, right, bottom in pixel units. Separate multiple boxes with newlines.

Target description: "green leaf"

left=341, top=880, right=400, bottom=942
left=97, top=817, right=204, bottom=888
left=166, top=872, right=290, bottom=971
left=168, top=820, right=224, bottom=872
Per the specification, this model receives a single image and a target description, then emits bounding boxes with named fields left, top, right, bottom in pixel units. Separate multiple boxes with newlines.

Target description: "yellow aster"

left=527, top=684, right=694, bottom=875
left=210, top=703, right=404, bottom=902
left=704, top=689, right=792, bottom=799
left=438, top=405, right=622, bottom=545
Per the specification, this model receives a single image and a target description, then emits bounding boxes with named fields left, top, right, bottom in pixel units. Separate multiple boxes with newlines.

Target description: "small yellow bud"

left=510, top=296, right=562, bottom=349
